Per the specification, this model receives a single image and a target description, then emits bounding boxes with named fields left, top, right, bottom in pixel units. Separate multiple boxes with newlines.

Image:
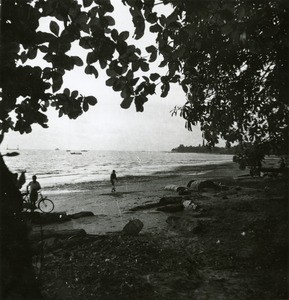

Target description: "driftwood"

left=130, top=196, right=184, bottom=211
left=157, top=204, right=184, bottom=213
left=23, top=211, right=71, bottom=224
left=69, top=211, right=94, bottom=219
left=129, top=203, right=161, bottom=211
left=22, top=211, right=95, bottom=224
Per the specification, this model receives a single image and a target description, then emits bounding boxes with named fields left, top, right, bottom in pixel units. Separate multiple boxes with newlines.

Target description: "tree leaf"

left=105, top=16, right=115, bottom=26
left=161, top=82, right=170, bottom=98
left=72, top=56, right=83, bottom=66
left=119, top=31, right=129, bottom=41
left=150, top=73, right=160, bottom=81
left=63, top=88, right=70, bottom=96
left=38, top=45, right=49, bottom=53
left=83, top=99, right=89, bottom=112
left=27, top=48, right=37, bottom=59
left=106, top=77, right=115, bottom=86
left=52, top=74, right=63, bottom=92
left=120, top=97, right=133, bottom=109
left=83, top=0, right=93, bottom=8
left=135, top=95, right=147, bottom=112
left=141, top=62, right=149, bottom=72
left=85, top=96, right=97, bottom=105
left=86, top=52, right=98, bottom=64
left=71, top=90, right=78, bottom=98
left=50, top=21, right=60, bottom=36
left=85, top=65, right=99, bottom=78
left=99, top=60, right=107, bottom=69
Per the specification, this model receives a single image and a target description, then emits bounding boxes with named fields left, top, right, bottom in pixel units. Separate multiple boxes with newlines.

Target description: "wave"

left=5, top=150, right=233, bottom=190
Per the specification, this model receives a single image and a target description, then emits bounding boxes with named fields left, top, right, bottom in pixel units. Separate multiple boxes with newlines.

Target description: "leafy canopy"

left=1, top=0, right=288, bottom=155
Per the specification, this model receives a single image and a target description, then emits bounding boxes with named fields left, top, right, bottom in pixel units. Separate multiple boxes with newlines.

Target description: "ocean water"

left=3, top=150, right=233, bottom=189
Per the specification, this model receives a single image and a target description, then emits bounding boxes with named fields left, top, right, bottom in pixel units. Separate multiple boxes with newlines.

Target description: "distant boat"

left=66, top=150, right=71, bottom=152
left=81, top=150, right=88, bottom=152
left=71, top=152, right=82, bottom=155
left=55, top=148, right=60, bottom=150
left=6, top=145, right=19, bottom=150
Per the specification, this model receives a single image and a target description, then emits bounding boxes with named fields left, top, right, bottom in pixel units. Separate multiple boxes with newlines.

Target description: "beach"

left=39, top=162, right=245, bottom=234
left=28, top=161, right=288, bottom=299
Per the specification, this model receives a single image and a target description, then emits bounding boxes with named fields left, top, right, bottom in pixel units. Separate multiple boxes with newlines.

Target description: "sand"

left=38, top=162, right=246, bottom=234
left=29, top=160, right=288, bottom=299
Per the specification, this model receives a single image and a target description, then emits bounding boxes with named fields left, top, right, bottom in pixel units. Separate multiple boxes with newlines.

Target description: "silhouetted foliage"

left=1, top=1, right=288, bottom=297
left=1, top=0, right=288, bottom=156
left=171, top=144, right=240, bottom=155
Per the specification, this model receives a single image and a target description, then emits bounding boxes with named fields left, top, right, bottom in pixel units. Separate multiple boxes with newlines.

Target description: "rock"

left=122, top=219, right=144, bottom=236
left=187, top=180, right=221, bottom=191
left=157, top=204, right=184, bottom=213
left=164, top=185, right=179, bottom=191
left=176, top=186, right=189, bottom=192
left=69, top=211, right=94, bottom=219
left=178, top=189, right=191, bottom=196
left=182, top=200, right=198, bottom=210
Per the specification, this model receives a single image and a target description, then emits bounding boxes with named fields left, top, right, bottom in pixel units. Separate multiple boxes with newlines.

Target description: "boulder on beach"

left=122, top=219, right=144, bottom=236
left=178, top=189, right=191, bottom=196
left=164, top=185, right=179, bottom=191
left=187, top=180, right=221, bottom=191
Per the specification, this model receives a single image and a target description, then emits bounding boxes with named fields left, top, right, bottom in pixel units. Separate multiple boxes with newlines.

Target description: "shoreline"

left=34, top=161, right=247, bottom=235
left=43, top=161, right=236, bottom=192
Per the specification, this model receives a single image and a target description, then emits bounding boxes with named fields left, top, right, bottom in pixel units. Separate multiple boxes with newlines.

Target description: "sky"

left=2, top=1, right=204, bottom=152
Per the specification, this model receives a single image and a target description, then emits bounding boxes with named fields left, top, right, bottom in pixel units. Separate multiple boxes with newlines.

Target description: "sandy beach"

left=28, top=160, right=288, bottom=299
left=38, top=162, right=246, bottom=234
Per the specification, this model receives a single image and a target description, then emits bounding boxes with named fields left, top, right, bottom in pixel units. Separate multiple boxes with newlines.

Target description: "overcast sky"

left=2, top=1, right=204, bottom=152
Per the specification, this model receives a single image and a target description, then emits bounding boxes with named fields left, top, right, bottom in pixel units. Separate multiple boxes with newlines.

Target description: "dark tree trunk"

left=0, top=154, right=43, bottom=299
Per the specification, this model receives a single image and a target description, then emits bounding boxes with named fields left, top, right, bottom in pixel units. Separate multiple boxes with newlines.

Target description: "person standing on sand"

left=110, top=170, right=117, bottom=193
left=26, top=175, right=41, bottom=208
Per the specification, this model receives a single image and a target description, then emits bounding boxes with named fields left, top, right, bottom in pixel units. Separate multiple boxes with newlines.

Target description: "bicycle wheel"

left=38, top=198, right=54, bottom=213
left=22, top=199, right=30, bottom=212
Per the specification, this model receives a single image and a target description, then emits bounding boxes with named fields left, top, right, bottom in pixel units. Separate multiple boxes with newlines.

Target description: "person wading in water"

left=110, top=170, right=117, bottom=193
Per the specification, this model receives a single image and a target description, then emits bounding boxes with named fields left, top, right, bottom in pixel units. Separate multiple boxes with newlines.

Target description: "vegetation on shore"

left=1, top=0, right=288, bottom=299
left=1, top=0, right=288, bottom=155
left=171, top=144, right=239, bottom=155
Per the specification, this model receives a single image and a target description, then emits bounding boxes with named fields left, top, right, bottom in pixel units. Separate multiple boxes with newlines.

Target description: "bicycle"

left=22, top=191, right=54, bottom=213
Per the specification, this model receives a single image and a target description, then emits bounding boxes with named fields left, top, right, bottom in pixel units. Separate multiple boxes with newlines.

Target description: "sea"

left=3, top=149, right=233, bottom=189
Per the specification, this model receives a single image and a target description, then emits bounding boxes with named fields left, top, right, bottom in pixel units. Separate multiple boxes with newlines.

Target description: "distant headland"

left=171, top=144, right=239, bottom=155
